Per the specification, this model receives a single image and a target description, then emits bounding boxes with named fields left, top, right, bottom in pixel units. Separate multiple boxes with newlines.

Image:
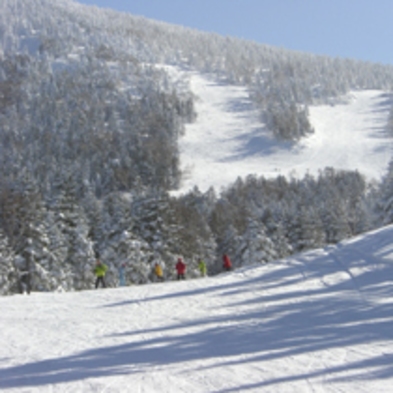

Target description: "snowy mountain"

left=1, top=0, right=393, bottom=195
left=1, top=224, right=393, bottom=392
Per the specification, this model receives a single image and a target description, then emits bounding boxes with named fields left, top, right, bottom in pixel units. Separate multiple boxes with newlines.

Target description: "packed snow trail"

left=1, top=226, right=393, bottom=392
left=175, top=71, right=392, bottom=194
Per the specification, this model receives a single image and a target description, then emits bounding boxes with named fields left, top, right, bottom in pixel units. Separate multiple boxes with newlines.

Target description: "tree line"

left=0, top=166, right=385, bottom=294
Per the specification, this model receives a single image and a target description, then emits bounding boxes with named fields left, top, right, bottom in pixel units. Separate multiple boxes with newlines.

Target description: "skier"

left=17, top=258, right=31, bottom=295
left=17, top=249, right=34, bottom=295
left=222, top=254, right=233, bottom=272
left=94, top=256, right=108, bottom=288
left=198, top=259, right=207, bottom=277
left=19, top=268, right=31, bottom=295
left=118, top=263, right=126, bottom=287
left=175, top=257, right=186, bottom=280
left=154, top=262, right=164, bottom=281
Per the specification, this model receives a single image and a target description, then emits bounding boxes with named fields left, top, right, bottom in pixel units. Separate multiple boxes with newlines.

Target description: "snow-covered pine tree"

left=296, top=206, right=326, bottom=251
left=103, top=231, right=152, bottom=285
left=236, top=219, right=277, bottom=266
left=263, top=209, right=293, bottom=259
left=316, top=170, right=353, bottom=244
left=372, top=159, right=393, bottom=225
left=81, top=188, right=104, bottom=246
left=0, top=173, right=65, bottom=292
left=52, top=173, right=95, bottom=290
left=0, top=230, right=16, bottom=295
left=320, top=204, right=352, bottom=244
left=99, top=192, right=153, bottom=285
left=42, top=210, right=71, bottom=291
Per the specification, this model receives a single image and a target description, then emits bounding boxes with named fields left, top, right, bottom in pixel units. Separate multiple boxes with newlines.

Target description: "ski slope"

left=175, top=71, right=393, bottom=194
left=1, top=226, right=393, bottom=392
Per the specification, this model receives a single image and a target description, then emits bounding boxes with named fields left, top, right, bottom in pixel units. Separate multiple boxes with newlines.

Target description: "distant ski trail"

left=175, top=71, right=392, bottom=194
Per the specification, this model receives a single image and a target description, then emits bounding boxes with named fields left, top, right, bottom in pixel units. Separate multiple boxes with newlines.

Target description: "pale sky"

left=75, top=0, right=393, bottom=65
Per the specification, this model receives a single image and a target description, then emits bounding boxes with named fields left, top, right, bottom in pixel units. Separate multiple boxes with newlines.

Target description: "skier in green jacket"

left=94, top=257, right=108, bottom=289
left=198, top=259, right=207, bottom=277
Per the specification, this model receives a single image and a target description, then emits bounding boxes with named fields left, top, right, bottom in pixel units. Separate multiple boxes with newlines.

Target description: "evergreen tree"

left=237, top=219, right=277, bottom=266
left=99, top=192, right=153, bottom=285
left=102, top=229, right=152, bottom=285
left=265, top=221, right=293, bottom=259
left=0, top=230, right=16, bottom=295
left=52, top=174, right=95, bottom=290
left=296, top=207, right=326, bottom=251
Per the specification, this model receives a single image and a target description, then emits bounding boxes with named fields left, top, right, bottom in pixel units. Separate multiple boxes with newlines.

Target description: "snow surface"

left=175, top=71, right=393, bottom=195
left=1, top=225, right=393, bottom=392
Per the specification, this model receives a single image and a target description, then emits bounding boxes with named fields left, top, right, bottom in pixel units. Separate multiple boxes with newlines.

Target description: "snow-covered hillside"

left=175, top=70, right=393, bottom=194
left=1, top=225, right=393, bottom=392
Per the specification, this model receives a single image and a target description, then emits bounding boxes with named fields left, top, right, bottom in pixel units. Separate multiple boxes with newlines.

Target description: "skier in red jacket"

left=223, top=254, right=232, bottom=271
left=176, top=258, right=186, bottom=280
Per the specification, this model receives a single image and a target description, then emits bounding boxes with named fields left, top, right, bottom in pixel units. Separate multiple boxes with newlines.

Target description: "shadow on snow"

left=1, top=227, right=393, bottom=390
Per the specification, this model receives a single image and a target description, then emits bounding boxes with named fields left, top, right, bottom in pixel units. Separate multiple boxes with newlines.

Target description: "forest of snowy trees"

left=1, top=0, right=393, bottom=294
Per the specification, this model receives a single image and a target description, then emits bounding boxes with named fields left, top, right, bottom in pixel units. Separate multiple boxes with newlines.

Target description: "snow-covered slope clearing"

left=176, top=71, right=393, bottom=194
left=1, top=225, right=393, bottom=392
